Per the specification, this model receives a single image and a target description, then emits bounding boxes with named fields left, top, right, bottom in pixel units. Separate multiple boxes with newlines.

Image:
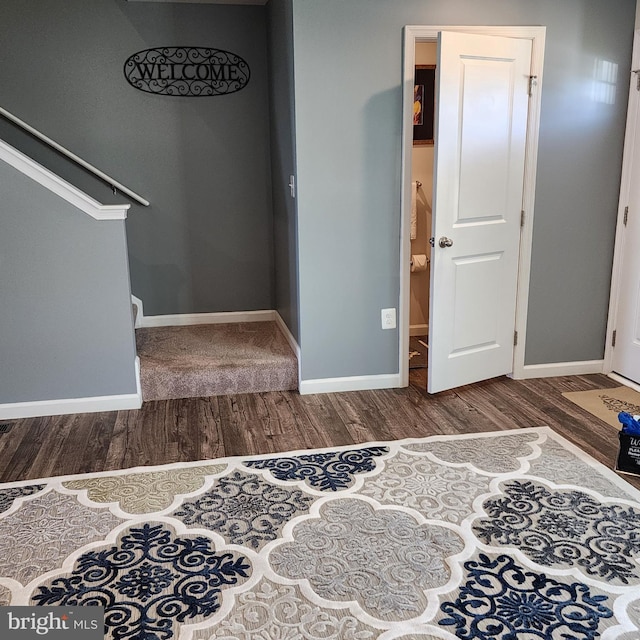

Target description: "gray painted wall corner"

left=0, top=161, right=137, bottom=404
left=0, top=0, right=275, bottom=317
left=292, top=0, right=634, bottom=381
left=268, top=0, right=300, bottom=344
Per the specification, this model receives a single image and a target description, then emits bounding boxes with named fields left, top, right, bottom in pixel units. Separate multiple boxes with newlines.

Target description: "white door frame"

left=399, top=25, right=546, bottom=388
left=604, top=29, right=640, bottom=389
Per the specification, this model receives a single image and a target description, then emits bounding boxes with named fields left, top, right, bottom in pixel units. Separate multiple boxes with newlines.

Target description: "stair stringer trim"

left=0, top=139, right=129, bottom=220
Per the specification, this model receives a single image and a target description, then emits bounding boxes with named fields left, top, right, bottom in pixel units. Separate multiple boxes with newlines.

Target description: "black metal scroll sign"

left=124, top=47, right=250, bottom=97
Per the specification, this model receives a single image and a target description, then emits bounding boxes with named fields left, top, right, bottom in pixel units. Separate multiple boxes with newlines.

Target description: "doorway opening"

left=407, top=41, right=436, bottom=390
left=399, top=26, right=546, bottom=394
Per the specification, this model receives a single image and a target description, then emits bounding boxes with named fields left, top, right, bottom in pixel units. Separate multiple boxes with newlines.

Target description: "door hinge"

left=514, top=330, right=518, bottom=346
left=528, top=75, right=538, bottom=97
left=633, top=69, right=640, bottom=92
left=624, top=206, right=629, bottom=226
left=612, top=330, right=617, bottom=348
left=520, top=210, right=525, bottom=227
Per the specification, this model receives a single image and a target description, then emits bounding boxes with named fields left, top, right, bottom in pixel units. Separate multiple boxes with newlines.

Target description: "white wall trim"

left=131, top=295, right=144, bottom=329
left=0, top=393, right=142, bottom=420
left=274, top=313, right=300, bottom=359
left=299, top=373, right=401, bottom=395
left=134, top=355, right=142, bottom=403
left=410, top=324, right=428, bottom=337
left=608, top=372, right=640, bottom=393
left=0, top=139, right=130, bottom=220
left=134, top=302, right=299, bottom=353
left=513, top=360, right=604, bottom=380
left=399, top=26, right=546, bottom=388
left=138, top=309, right=276, bottom=328
left=275, top=312, right=301, bottom=385
left=0, top=360, right=142, bottom=420
left=604, top=29, right=640, bottom=376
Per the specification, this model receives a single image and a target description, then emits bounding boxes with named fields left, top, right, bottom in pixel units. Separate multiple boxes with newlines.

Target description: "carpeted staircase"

left=135, top=321, right=298, bottom=401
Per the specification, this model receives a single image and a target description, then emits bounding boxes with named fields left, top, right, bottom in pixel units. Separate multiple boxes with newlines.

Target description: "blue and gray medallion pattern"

left=474, top=480, right=640, bottom=584
left=244, top=446, right=389, bottom=491
left=172, top=470, right=314, bottom=549
left=0, top=484, right=45, bottom=513
left=32, top=523, right=251, bottom=640
left=439, top=553, right=613, bottom=640
left=1, top=428, right=638, bottom=639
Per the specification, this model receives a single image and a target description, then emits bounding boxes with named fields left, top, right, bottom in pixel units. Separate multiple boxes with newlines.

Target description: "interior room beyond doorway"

left=409, top=42, right=436, bottom=379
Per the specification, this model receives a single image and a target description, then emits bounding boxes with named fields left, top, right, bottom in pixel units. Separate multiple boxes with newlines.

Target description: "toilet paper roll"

left=410, top=254, right=428, bottom=273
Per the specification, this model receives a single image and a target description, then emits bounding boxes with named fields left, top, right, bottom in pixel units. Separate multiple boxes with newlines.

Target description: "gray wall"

left=292, top=0, right=634, bottom=380
left=1, top=0, right=632, bottom=390
left=268, top=0, right=299, bottom=343
left=526, top=1, right=631, bottom=364
left=0, top=161, right=137, bottom=403
left=0, top=0, right=274, bottom=316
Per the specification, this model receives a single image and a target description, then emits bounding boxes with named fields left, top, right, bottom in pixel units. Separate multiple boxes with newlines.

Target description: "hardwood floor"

left=1, top=372, right=639, bottom=492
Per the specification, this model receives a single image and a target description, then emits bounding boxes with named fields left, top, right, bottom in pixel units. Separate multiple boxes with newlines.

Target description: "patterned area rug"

left=2, top=427, right=640, bottom=639
left=563, top=386, right=640, bottom=430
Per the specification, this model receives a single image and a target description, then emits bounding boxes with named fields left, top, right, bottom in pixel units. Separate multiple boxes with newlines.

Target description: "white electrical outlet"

left=381, top=308, right=396, bottom=329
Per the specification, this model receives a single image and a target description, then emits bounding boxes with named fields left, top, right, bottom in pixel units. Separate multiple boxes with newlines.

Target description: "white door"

left=611, top=44, right=640, bottom=384
left=613, top=203, right=640, bottom=385
left=428, top=31, right=532, bottom=393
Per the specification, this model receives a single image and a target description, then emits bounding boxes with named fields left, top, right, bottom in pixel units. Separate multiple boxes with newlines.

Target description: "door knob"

left=439, top=237, right=454, bottom=248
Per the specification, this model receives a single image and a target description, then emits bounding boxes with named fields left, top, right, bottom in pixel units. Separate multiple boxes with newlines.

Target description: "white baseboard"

left=131, top=295, right=144, bottom=329
left=410, top=324, right=428, bottom=337
left=299, top=373, right=401, bottom=395
left=0, top=391, right=142, bottom=420
left=135, top=355, right=142, bottom=401
left=274, top=312, right=300, bottom=358
left=513, top=359, right=604, bottom=379
left=133, top=305, right=301, bottom=389
left=274, top=311, right=301, bottom=386
left=135, top=305, right=299, bottom=363
left=139, top=309, right=276, bottom=328
left=0, top=358, right=142, bottom=420
left=608, top=372, right=640, bottom=393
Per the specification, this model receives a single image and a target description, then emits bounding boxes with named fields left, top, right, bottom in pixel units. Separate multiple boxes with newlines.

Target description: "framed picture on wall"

left=413, top=65, right=435, bottom=146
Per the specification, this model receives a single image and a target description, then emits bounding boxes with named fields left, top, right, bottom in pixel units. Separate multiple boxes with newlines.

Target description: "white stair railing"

left=0, top=139, right=130, bottom=220
left=0, top=104, right=149, bottom=207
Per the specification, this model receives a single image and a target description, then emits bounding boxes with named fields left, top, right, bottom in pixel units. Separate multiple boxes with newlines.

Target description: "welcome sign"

left=124, top=47, right=250, bottom=96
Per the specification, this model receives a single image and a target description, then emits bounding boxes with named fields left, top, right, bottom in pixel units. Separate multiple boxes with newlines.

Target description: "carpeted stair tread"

left=136, top=321, right=298, bottom=401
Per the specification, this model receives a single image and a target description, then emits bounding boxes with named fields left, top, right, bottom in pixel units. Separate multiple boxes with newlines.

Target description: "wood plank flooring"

left=1, top=373, right=639, bottom=492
